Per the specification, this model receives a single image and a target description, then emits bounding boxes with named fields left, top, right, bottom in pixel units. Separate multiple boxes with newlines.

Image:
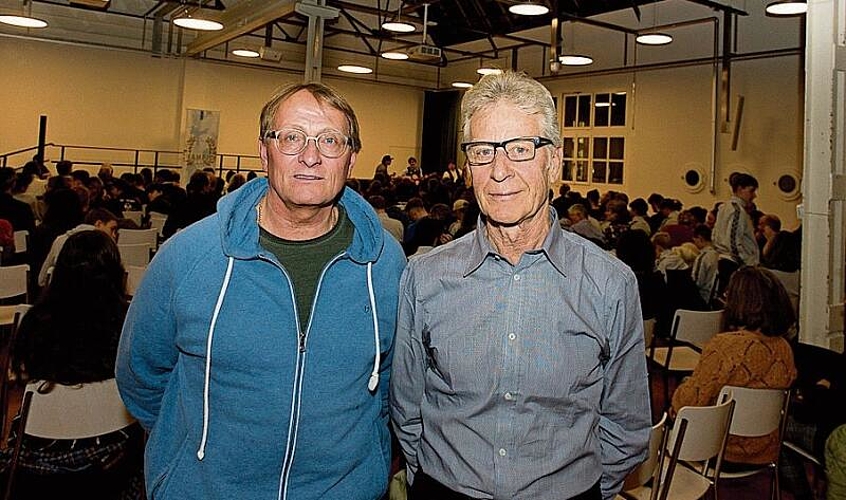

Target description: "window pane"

left=576, top=137, right=589, bottom=158
left=593, top=137, right=608, bottom=159
left=577, top=95, right=592, bottom=127
left=564, top=96, right=577, bottom=128
left=563, top=137, right=574, bottom=158
left=594, top=93, right=610, bottom=127
left=611, top=92, right=627, bottom=126
left=609, top=162, right=624, bottom=184
left=563, top=160, right=574, bottom=181
left=609, top=137, right=625, bottom=159
left=576, top=161, right=589, bottom=182
left=593, top=161, right=607, bottom=183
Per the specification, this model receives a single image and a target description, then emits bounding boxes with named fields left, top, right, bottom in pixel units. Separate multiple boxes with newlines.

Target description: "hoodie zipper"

left=263, top=251, right=346, bottom=500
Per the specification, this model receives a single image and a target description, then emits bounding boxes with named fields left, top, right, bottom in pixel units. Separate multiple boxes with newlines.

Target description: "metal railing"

left=1, top=143, right=263, bottom=178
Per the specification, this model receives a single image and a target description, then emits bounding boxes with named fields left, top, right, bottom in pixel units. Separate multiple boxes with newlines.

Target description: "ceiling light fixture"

left=636, top=33, right=673, bottom=45
left=382, top=4, right=415, bottom=32
left=232, top=48, right=260, bottom=58
left=0, top=0, right=47, bottom=28
left=381, top=51, right=409, bottom=60
left=765, top=0, right=807, bottom=15
left=452, top=81, right=473, bottom=89
left=173, top=8, right=224, bottom=31
left=337, top=64, right=373, bottom=74
left=509, top=2, right=549, bottom=16
left=477, top=67, right=502, bottom=76
left=559, top=54, right=593, bottom=66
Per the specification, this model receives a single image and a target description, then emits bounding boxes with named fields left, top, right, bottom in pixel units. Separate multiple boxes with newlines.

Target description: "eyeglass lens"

left=272, top=129, right=348, bottom=158
left=466, top=139, right=538, bottom=165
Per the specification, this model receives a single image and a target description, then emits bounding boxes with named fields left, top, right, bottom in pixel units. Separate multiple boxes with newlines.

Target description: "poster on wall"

left=183, top=109, right=220, bottom=181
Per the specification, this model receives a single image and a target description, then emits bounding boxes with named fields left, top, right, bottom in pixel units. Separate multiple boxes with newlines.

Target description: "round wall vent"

left=774, top=171, right=802, bottom=201
left=682, top=163, right=706, bottom=194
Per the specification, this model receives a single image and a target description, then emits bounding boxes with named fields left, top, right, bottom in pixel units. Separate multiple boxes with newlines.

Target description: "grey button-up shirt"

left=390, top=210, right=651, bottom=500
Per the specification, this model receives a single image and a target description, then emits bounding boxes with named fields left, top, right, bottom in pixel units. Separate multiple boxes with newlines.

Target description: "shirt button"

left=513, top=274, right=521, bottom=281
left=498, top=448, right=507, bottom=457
left=504, top=392, right=513, bottom=401
left=508, top=333, right=516, bottom=341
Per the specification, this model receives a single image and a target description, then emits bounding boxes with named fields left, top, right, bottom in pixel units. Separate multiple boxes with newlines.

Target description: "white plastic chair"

left=117, top=228, right=158, bottom=247
left=0, top=264, right=29, bottom=303
left=117, top=243, right=152, bottom=267
left=649, top=309, right=724, bottom=408
left=715, top=385, right=791, bottom=500
left=12, top=230, right=28, bottom=256
left=654, top=396, right=736, bottom=500
left=3, top=379, right=137, bottom=500
left=617, top=411, right=669, bottom=500
left=123, top=210, right=144, bottom=228
left=0, top=304, right=31, bottom=439
left=147, top=211, right=168, bottom=240
left=124, top=265, right=146, bottom=297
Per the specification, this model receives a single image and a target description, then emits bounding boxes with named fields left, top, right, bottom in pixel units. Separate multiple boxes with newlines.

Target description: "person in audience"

left=70, top=169, right=90, bottom=189
left=375, top=154, right=393, bottom=178
left=0, top=218, right=14, bottom=264
left=37, top=208, right=119, bottom=287
left=225, top=172, right=247, bottom=193
left=441, top=160, right=463, bottom=184
left=97, top=162, right=114, bottom=183
left=671, top=266, right=797, bottom=466
left=161, top=170, right=217, bottom=240
left=368, top=194, right=404, bottom=242
left=616, top=229, right=666, bottom=322
left=657, top=198, right=681, bottom=231
left=390, top=70, right=650, bottom=500
left=652, top=231, right=688, bottom=280
left=566, top=203, right=606, bottom=248
left=759, top=213, right=800, bottom=272
left=0, top=168, right=36, bottom=236
left=691, top=224, right=719, bottom=305
left=713, top=173, right=760, bottom=296
left=3, top=230, right=144, bottom=499
left=628, top=198, right=651, bottom=235
left=602, top=198, right=632, bottom=250
left=448, top=199, right=469, bottom=236
left=29, top=188, right=85, bottom=294
left=647, top=193, right=666, bottom=233
left=404, top=156, right=421, bottom=177
left=116, top=81, right=406, bottom=500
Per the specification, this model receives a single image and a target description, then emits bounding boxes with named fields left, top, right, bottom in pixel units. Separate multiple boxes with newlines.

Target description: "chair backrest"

left=125, top=264, right=146, bottom=297
left=147, top=212, right=168, bottom=237
left=643, top=318, right=657, bottom=350
left=0, top=264, right=29, bottom=301
left=12, top=230, right=28, bottom=254
left=123, top=210, right=145, bottom=227
left=0, top=304, right=32, bottom=439
left=658, top=397, right=735, bottom=500
left=671, top=309, right=724, bottom=348
left=717, top=385, right=790, bottom=438
left=21, top=379, right=136, bottom=439
left=622, top=411, right=668, bottom=492
left=118, top=228, right=158, bottom=247
left=118, top=243, right=151, bottom=267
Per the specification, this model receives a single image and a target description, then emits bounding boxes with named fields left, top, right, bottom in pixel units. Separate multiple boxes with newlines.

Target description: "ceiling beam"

left=184, top=0, right=299, bottom=56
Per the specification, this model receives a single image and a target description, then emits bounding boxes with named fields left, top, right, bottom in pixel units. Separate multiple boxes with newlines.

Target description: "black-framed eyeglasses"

left=262, top=128, right=350, bottom=158
left=460, top=137, right=554, bottom=166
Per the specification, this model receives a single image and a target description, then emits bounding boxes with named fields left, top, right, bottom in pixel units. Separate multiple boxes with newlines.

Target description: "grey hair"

left=460, top=71, right=561, bottom=147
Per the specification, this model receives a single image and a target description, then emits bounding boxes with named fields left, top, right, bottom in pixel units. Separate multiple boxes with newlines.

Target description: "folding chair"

left=715, top=385, right=791, bottom=500
left=3, top=379, right=137, bottom=500
left=117, top=228, right=158, bottom=247
left=0, top=304, right=31, bottom=440
left=122, top=210, right=145, bottom=228
left=0, top=264, right=30, bottom=305
left=648, top=309, right=723, bottom=409
left=124, top=265, right=146, bottom=297
left=117, top=243, right=152, bottom=267
left=12, top=230, right=28, bottom=257
left=617, top=412, right=669, bottom=500
left=655, top=396, right=736, bottom=500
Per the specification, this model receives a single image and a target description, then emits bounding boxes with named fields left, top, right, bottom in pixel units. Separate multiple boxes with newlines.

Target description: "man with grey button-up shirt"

left=389, top=71, right=651, bottom=500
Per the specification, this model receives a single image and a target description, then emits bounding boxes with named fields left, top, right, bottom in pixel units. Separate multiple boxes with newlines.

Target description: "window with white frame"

left=561, top=91, right=627, bottom=185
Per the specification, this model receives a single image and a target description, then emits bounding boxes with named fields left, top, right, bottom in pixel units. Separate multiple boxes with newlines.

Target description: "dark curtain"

left=421, top=90, right=461, bottom=177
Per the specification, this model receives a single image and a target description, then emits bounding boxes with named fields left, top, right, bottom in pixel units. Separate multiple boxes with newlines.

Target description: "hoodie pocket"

left=149, top=433, right=191, bottom=499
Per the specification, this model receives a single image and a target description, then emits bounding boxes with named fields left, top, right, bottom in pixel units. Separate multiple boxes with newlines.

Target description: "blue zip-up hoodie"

left=116, top=177, right=406, bottom=500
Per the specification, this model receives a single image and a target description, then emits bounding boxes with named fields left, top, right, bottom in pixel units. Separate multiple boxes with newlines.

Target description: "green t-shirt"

left=259, top=206, right=353, bottom=329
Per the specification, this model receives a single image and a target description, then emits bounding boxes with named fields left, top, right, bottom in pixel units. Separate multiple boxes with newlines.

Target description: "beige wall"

left=1, top=37, right=802, bottom=225
left=0, top=38, right=424, bottom=180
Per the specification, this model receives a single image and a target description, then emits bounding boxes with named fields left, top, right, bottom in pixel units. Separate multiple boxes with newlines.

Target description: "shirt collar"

left=463, top=207, right=568, bottom=278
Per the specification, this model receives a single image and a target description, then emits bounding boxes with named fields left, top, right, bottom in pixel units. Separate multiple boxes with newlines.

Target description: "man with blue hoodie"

left=116, top=82, right=406, bottom=499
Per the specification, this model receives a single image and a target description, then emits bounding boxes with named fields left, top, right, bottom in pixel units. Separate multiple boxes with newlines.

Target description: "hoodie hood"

left=216, top=177, right=386, bottom=263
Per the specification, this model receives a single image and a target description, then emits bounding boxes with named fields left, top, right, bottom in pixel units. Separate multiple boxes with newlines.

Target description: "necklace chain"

left=256, top=200, right=338, bottom=232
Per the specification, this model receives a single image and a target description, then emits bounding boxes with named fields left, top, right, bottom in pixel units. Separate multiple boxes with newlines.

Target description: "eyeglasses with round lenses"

left=263, top=128, right=350, bottom=158
left=460, top=136, right=554, bottom=166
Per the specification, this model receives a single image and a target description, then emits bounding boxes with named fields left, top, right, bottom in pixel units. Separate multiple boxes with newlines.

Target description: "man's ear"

left=547, top=146, right=563, bottom=185
left=259, top=139, right=269, bottom=173
left=346, top=152, right=357, bottom=178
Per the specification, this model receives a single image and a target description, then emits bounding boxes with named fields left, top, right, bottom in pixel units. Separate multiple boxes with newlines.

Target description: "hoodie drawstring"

left=197, top=256, right=235, bottom=461
left=366, top=262, right=380, bottom=392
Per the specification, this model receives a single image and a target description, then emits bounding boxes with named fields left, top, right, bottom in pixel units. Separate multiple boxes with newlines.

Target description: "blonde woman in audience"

left=652, top=231, right=688, bottom=280
left=671, top=266, right=797, bottom=465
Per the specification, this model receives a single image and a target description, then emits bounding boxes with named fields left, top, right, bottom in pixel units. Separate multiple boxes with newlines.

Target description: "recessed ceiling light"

left=232, top=48, right=260, bottom=58
left=559, top=54, right=594, bottom=66
left=765, top=0, right=807, bottom=15
left=452, top=81, right=473, bottom=89
left=508, top=3, right=549, bottom=16
left=381, top=51, right=409, bottom=60
left=338, top=65, right=373, bottom=74
left=381, top=21, right=415, bottom=33
left=636, top=33, right=673, bottom=45
left=477, top=67, right=502, bottom=76
left=0, top=15, right=47, bottom=28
